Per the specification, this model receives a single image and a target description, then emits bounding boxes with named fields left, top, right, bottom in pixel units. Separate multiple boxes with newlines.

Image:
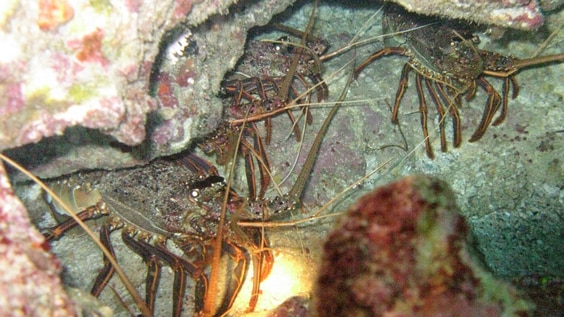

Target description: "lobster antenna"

left=0, top=153, right=153, bottom=317
left=532, top=19, right=564, bottom=58
left=201, top=71, right=257, bottom=315
left=288, top=56, right=356, bottom=202
left=511, top=53, right=564, bottom=70
left=279, top=0, right=318, bottom=101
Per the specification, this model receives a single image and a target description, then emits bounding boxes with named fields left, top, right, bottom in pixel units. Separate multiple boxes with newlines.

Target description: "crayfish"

left=199, top=8, right=330, bottom=202
left=9, top=5, right=345, bottom=316
left=35, top=153, right=274, bottom=316
left=354, top=3, right=564, bottom=158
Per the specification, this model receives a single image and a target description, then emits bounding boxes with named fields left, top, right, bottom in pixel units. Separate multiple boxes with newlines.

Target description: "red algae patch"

left=314, top=175, right=532, bottom=317
left=0, top=165, right=76, bottom=316
left=37, top=0, right=74, bottom=31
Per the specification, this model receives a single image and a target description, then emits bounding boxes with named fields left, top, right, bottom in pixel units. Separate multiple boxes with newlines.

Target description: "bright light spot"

left=233, top=250, right=315, bottom=314
left=260, top=253, right=305, bottom=305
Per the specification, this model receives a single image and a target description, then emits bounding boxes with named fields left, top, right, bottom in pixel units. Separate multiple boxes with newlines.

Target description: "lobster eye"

left=274, top=36, right=291, bottom=52
left=450, top=37, right=463, bottom=46
left=190, top=189, right=200, bottom=201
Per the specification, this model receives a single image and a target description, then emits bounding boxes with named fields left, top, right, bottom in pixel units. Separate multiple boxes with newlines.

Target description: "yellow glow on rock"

left=234, top=249, right=316, bottom=316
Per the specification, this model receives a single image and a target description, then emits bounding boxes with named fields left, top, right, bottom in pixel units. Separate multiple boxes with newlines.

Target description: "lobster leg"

left=294, top=74, right=315, bottom=125
left=414, top=73, right=434, bottom=159
left=435, top=82, right=462, bottom=148
left=254, top=77, right=268, bottom=101
left=243, top=146, right=258, bottom=201
left=225, top=79, right=256, bottom=105
left=424, top=78, right=448, bottom=152
left=215, top=241, right=248, bottom=314
left=240, top=124, right=271, bottom=201
left=254, top=129, right=272, bottom=200
left=391, top=63, right=412, bottom=124
left=265, top=116, right=273, bottom=145
left=284, top=101, right=304, bottom=142
left=176, top=153, right=219, bottom=178
left=144, top=253, right=161, bottom=314
left=158, top=243, right=187, bottom=317
left=43, top=202, right=109, bottom=241
left=353, top=47, right=409, bottom=79
left=286, top=89, right=311, bottom=142
left=271, top=77, right=305, bottom=141
left=493, top=76, right=519, bottom=126
left=247, top=231, right=274, bottom=313
left=464, top=80, right=478, bottom=101
left=310, top=73, right=329, bottom=101
left=121, top=229, right=162, bottom=314
left=123, top=234, right=200, bottom=317
left=91, top=223, right=120, bottom=297
left=469, top=77, right=502, bottom=142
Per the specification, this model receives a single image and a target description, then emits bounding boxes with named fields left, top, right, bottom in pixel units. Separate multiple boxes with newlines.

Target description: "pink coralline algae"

left=0, top=0, right=297, bottom=179
left=1, top=83, right=26, bottom=116
left=67, top=28, right=109, bottom=67
left=0, top=165, right=75, bottom=316
left=37, top=0, right=74, bottom=31
left=314, top=175, right=532, bottom=317
left=0, top=0, right=164, bottom=152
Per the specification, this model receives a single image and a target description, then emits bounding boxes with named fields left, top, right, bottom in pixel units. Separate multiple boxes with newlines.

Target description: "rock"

left=1, top=0, right=296, bottom=178
left=0, top=163, right=76, bottom=316
left=385, top=0, right=545, bottom=30
left=314, top=175, right=533, bottom=316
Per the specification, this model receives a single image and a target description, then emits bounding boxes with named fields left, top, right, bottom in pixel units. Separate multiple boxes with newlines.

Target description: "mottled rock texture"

left=1, top=0, right=296, bottom=178
left=314, top=175, right=532, bottom=316
left=0, top=1, right=556, bottom=179
left=386, top=0, right=545, bottom=29
left=0, top=164, right=75, bottom=316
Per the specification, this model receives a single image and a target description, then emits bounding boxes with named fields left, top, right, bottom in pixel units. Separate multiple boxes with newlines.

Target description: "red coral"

left=49, top=52, right=84, bottom=82
left=173, top=0, right=194, bottom=18
left=314, top=175, right=531, bottom=316
left=174, top=60, right=197, bottom=87
left=156, top=73, right=179, bottom=109
left=37, top=0, right=74, bottom=31
left=0, top=166, right=75, bottom=316
left=125, top=0, right=141, bottom=13
left=67, top=28, right=109, bottom=66
left=0, top=83, right=25, bottom=116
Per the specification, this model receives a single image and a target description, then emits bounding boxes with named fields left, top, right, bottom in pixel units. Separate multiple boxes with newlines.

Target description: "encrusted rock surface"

left=0, top=164, right=75, bottom=316
left=1, top=0, right=178, bottom=151
left=386, top=0, right=545, bottom=29
left=1, top=0, right=296, bottom=178
left=0, top=1, right=557, bottom=181
left=314, top=175, right=532, bottom=316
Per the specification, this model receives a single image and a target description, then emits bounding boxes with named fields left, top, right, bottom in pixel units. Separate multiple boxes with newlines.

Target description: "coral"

left=386, top=0, right=544, bottom=29
left=67, top=28, right=109, bottom=66
left=1, top=0, right=296, bottom=178
left=0, top=164, right=75, bottom=316
left=37, top=0, right=74, bottom=31
left=314, top=175, right=532, bottom=316
left=147, top=0, right=297, bottom=155
left=0, top=0, right=168, bottom=151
